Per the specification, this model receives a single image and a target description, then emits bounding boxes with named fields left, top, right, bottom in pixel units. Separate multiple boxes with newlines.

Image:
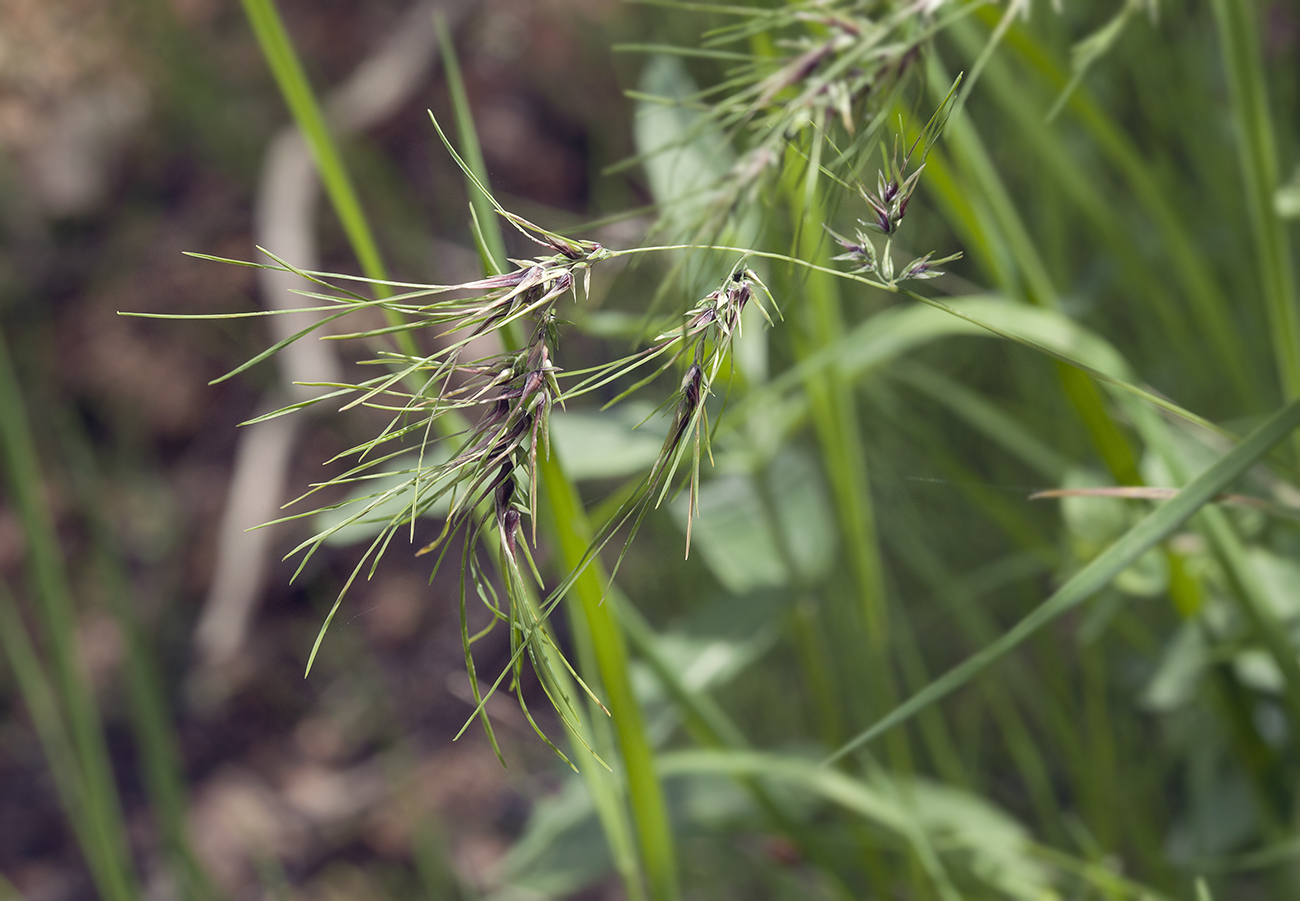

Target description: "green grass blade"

left=780, top=146, right=904, bottom=767
left=239, top=0, right=385, bottom=288
left=891, top=363, right=1070, bottom=481
left=1210, top=0, right=1300, bottom=403
left=825, top=395, right=1300, bottom=765
left=436, top=32, right=675, bottom=898
left=0, top=582, right=110, bottom=891
left=434, top=12, right=508, bottom=275
left=539, top=455, right=679, bottom=901
left=238, top=0, right=419, bottom=357
left=0, top=331, right=139, bottom=900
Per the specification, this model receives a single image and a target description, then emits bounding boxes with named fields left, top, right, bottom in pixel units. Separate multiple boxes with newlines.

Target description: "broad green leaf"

left=674, top=472, right=787, bottom=593
left=1275, top=165, right=1300, bottom=219
left=902, top=779, right=1054, bottom=900
left=550, top=403, right=667, bottom=482
left=635, top=55, right=734, bottom=234
left=1166, top=769, right=1260, bottom=862
left=634, top=53, right=761, bottom=255
left=671, top=447, right=836, bottom=592
left=491, top=777, right=614, bottom=899
left=633, top=589, right=791, bottom=745
left=657, top=750, right=1055, bottom=900
left=1232, top=649, right=1285, bottom=695
left=1227, top=548, right=1300, bottom=696
left=1140, top=622, right=1207, bottom=713
left=1243, top=547, right=1300, bottom=621
left=652, top=591, right=789, bottom=694
left=768, top=447, right=838, bottom=584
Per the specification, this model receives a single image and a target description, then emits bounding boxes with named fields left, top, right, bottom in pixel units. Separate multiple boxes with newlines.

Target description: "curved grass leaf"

left=825, top=395, right=1300, bottom=765
left=658, top=749, right=1060, bottom=900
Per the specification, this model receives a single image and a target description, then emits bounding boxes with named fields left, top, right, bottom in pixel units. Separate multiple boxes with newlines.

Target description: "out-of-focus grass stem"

left=538, top=455, right=679, bottom=901
left=239, top=0, right=418, bottom=358
left=0, top=330, right=139, bottom=901
left=970, top=8, right=1258, bottom=409
left=781, top=140, right=908, bottom=771
left=57, top=415, right=219, bottom=901
left=1210, top=0, right=1300, bottom=413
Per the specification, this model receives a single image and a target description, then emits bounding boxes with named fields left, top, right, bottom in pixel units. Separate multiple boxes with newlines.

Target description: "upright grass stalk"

left=234, top=5, right=679, bottom=896
left=515, top=565, right=649, bottom=901
left=1209, top=0, right=1300, bottom=407
left=434, top=28, right=679, bottom=896
left=58, top=419, right=219, bottom=901
left=977, top=9, right=1258, bottom=410
left=781, top=155, right=908, bottom=769
left=0, top=330, right=139, bottom=901
left=537, top=456, right=679, bottom=901
left=239, top=0, right=417, bottom=357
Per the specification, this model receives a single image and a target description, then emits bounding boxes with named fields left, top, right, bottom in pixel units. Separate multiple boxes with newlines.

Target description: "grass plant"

left=0, top=331, right=142, bottom=901
left=6, top=0, right=1300, bottom=897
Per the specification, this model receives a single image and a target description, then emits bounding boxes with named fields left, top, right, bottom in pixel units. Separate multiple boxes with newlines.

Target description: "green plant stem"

left=781, top=143, right=905, bottom=770
left=239, top=0, right=418, bottom=357
left=434, top=13, right=508, bottom=273
left=1210, top=0, right=1300, bottom=406
left=518, top=566, right=648, bottom=901
left=58, top=419, right=218, bottom=901
left=790, top=595, right=846, bottom=750
left=434, top=37, right=674, bottom=894
left=538, top=453, right=680, bottom=901
left=434, top=409, right=645, bottom=898
left=615, top=593, right=859, bottom=901
left=0, top=330, right=139, bottom=901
